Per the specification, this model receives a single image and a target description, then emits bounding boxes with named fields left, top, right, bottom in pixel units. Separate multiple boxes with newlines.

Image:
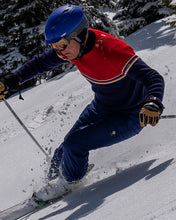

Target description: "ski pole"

left=3, top=98, right=50, bottom=162
left=160, top=115, right=176, bottom=119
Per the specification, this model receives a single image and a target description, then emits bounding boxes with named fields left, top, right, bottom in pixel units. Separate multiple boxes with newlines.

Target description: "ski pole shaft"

left=160, top=115, right=176, bottom=119
left=3, top=98, right=50, bottom=161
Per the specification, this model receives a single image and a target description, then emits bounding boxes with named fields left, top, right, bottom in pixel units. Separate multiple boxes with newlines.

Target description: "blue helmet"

left=45, top=5, right=89, bottom=44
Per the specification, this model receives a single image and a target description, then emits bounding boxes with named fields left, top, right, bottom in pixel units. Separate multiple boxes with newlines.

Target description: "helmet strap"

left=65, top=16, right=88, bottom=42
left=75, top=43, right=85, bottom=60
left=75, top=28, right=88, bottom=59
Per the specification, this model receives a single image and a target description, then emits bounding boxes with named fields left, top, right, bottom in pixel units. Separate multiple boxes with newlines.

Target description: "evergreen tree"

left=161, top=0, right=176, bottom=27
left=113, top=0, right=171, bottom=36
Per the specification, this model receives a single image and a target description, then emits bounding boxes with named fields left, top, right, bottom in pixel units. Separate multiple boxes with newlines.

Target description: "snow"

left=100, top=8, right=117, bottom=20
left=170, top=0, right=176, bottom=6
left=0, top=17, right=176, bottom=219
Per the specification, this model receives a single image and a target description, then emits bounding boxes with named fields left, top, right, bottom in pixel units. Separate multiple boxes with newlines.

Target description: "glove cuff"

left=142, top=98, right=164, bottom=115
left=4, top=73, right=20, bottom=91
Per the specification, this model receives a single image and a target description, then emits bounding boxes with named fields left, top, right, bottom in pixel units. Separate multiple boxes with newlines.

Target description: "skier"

left=0, top=5, right=164, bottom=201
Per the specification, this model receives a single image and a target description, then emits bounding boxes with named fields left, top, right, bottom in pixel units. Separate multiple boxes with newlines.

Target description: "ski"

left=0, top=164, right=94, bottom=220
left=16, top=192, right=70, bottom=220
left=0, top=190, right=70, bottom=220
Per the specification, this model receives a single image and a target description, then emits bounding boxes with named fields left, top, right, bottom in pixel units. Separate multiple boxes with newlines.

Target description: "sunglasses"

left=50, top=38, right=69, bottom=52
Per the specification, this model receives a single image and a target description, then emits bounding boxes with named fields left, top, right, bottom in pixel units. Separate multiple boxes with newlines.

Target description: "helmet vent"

left=63, top=9, right=69, bottom=13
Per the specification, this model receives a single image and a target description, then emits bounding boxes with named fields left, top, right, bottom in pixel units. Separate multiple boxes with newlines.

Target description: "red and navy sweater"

left=15, top=28, right=164, bottom=113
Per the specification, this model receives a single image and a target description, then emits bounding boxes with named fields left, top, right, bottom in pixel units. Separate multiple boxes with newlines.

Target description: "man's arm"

left=127, top=57, right=164, bottom=102
left=15, top=48, right=68, bottom=83
left=128, top=58, right=165, bottom=127
left=0, top=48, right=68, bottom=101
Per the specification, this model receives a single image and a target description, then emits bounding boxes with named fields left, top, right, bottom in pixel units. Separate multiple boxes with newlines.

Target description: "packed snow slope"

left=0, top=18, right=176, bottom=220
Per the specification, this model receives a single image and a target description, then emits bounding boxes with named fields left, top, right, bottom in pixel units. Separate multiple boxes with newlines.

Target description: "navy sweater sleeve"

left=14, top=48, right=67, bottom=83
left=127, top=58, right=165, bottom=102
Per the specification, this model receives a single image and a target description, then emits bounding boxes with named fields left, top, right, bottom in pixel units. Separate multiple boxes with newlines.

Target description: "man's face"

left=62, top=40, right=80, bottom=59
left=51, top=39, right=80, bottom=59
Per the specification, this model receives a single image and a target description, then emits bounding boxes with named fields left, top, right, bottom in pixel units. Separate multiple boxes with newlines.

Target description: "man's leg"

left=52, top=101, right=143, bottom=182
left=48, top=145, right=63, bottom=180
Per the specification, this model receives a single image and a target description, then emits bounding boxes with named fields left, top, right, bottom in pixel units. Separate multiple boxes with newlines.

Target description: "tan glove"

left=0, top=73, right=20, bottom=101
left=0, top=81, right=9, bottom=101
left=139, top=101, right=164, bottom=127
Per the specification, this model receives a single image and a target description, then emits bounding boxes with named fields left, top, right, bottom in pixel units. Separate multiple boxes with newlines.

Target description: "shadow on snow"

left=125, top=20, right=176, bottom=52
left=39, top=158, right=174, bottom=220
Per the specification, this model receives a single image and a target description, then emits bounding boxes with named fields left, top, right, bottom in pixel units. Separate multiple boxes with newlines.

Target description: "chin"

left=63, top=51, right=79, bottom=59
left=67, top=55, right=77, bottom=59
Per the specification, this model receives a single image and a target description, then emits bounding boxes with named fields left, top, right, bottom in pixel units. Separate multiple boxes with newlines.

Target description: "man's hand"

left=0, top=80, right=9, bottom=101
left=139, top=100, right=164, bottom=127
left=0, top=73, right=20, bottom=101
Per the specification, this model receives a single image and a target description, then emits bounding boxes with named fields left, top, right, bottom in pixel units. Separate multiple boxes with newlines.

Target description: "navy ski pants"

left=52, top=100, right=143, bottom=182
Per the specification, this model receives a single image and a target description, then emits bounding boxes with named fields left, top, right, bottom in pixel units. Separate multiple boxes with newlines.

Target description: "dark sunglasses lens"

left=59, top=44, right=68, bottom=51
left=51, top=40, right=68, bottom=52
